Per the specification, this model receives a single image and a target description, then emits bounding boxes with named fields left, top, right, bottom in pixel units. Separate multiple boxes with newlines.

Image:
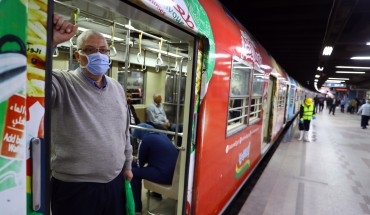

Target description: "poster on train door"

left=0, top=0, right=28, bottom=214
left=26, top=0, right=50, bottom=214
left=1, top=0, right=50, bottom=214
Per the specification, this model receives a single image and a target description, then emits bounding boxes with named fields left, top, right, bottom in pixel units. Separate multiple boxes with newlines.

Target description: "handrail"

left=130, top=125, right=184, bottom=151
left=54, top=0, right=169, bottom=44
left=173, top=57, right=188, bottom=147
left=109, top=22, right=117, bottom=57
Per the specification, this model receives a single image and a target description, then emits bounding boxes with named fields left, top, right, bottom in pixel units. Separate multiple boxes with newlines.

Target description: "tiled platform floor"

left=239, top=108, right=370, bottom=215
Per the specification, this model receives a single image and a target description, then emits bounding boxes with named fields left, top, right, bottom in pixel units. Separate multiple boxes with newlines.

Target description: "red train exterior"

left=0, top=0, right=315, bottom=214
left=192, top=1, right=290, bottom=213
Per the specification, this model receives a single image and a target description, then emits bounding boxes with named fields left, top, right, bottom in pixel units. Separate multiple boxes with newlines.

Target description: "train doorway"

left=262, top=76, right=276, bottom=152
left=51, top=1, right=198, bottom=214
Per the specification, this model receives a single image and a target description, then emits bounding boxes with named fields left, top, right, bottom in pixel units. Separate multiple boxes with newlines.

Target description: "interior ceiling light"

left=367, top=42, right=370, bottom=45
left=328, top=77, right=349, bottom=80
left=325, top=80, right=345, bottom=83
left=322, top=46, right=333, bottom=56
left=335, top=71, right=365, bottom=74
left=336, top=66, right=370, bottom=69
left=350, top=56, right=370, bottom=60
left=317, top=67, right=324, bottom=71
left=315, top=75, right=320, bottom=78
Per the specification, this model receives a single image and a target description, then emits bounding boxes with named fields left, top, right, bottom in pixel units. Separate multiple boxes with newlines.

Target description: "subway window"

left=227, top=56, right=252, bottom=136
left=277, top=81, right=287, bottom=110
left=249, top=69, right=264, bottom=124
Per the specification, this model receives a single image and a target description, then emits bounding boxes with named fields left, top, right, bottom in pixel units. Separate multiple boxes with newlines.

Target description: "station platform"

left=238, top=109, right=370, bottom=215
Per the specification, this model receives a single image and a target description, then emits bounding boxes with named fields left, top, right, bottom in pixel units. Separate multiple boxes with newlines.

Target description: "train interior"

left=53, top=0, right=196, bottom=214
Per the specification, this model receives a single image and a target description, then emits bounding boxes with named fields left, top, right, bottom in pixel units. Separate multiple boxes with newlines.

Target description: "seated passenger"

left=126, top=91, right=140, bottom=154
left=146, top=93, right=183, bottom=133
left=127, top=91, right=141, bottom=126
left=131, top=123, right=179, bottom=213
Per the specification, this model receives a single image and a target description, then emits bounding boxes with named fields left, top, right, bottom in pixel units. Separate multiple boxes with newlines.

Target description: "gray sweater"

left=358, top=102, right=370, bottom=116
left=51, top=69, right=132, bottom=183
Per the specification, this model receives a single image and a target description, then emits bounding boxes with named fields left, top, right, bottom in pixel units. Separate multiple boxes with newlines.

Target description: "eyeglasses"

left=79, top=47, right=110, bottom=55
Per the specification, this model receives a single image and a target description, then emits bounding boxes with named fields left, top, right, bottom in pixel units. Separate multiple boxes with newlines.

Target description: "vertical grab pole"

left=123, top=20, right=131, bottom=92
left=174, top=57, right=188, bottom=148
left=31, top=138, right=42, bottom=211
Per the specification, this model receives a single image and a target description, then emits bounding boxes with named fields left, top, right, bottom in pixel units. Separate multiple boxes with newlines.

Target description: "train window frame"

left=117, top=64, right=146, bottom=105
left=276, top=80, right=287, bottom=110
left=226, top=56, right=252, bottom=137
left=249, top=68, right=264, bottom=125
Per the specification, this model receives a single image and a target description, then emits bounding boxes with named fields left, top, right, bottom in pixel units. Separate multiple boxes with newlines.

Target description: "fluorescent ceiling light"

left=314, top=79, right=318, bottom=82
left=336, top=66, right=370, bottom=69
left=335, top=71, right=365, bottom=74
left=367, top=42, right=370, bottom=45
left=328, top=77, right=349, bottom=80
left=78, top=27, right=124, bottom=42
left=322, top=46, right=333, bottom=56
left=351, top=56, right=370, bottom=60
left=315, top=75, right=320, bottom=78
left=317, top=67, right=324, bottom=71
left=325, top=80, right=345, bottom=83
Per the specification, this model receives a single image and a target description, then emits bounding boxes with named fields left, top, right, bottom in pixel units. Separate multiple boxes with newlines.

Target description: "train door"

left=1, top=0, right=52, bottom=214
left=0, top=1, right=28, bottom=214
left=262, top=75, right=276, bottom=151
left=52, top=1, right=197, bottom=214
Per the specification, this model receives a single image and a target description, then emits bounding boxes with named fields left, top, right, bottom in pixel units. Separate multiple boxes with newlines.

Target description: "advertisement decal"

left=26, top=0, right=49, bottom=214
left=0, top=0, right=28, bottom=214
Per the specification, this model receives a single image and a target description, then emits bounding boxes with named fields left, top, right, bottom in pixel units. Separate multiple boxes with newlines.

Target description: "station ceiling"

left=218, top=0, right=370, bottom=92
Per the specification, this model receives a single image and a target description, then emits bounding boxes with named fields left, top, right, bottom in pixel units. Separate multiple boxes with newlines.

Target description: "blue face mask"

left=79, top=52, right=110, bottom=76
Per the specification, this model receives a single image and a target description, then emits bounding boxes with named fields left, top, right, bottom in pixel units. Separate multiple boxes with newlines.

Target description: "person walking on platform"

left=318, top=96, right=325, bottom=112
left=340, top=97, right=346, bottom=113
left=357, top=99, right=370, bottom=129
left=314, top=95, right=319, bottom=114
left=298, top=98, right=316, bottom=142
left=328, top=96, right=339, bottom=115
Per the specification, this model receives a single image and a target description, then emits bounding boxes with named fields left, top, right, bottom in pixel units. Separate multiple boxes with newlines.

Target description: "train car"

left=0, top=0, right=316, bottom=214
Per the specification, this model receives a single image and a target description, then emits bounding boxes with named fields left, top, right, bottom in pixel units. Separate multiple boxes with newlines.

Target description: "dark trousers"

left=51, top=173, right=126, bottom=215
left=329, top=105, right=336, bottom=115
left=361, top=115, right=370, bottom=128
left=319, top=103, right=324, bottom=112
left=302, top=120, right=311, bottom=131
left=131, top=162, right=172, bottom=212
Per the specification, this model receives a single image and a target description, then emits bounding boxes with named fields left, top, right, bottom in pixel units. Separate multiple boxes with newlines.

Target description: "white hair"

left=76, top=29, right=107, bottom=49
left=153, top=93, right=161, bottom=100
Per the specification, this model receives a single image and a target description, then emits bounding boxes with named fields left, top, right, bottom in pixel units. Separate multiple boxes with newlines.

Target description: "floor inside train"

left=140, top=189, right=176, bottom=214
left=236, top=107, right=370, bottom=215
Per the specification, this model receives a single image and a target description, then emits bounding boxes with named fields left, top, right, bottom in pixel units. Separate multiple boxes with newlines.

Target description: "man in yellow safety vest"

left=298, top=97, right=316, bottom=142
